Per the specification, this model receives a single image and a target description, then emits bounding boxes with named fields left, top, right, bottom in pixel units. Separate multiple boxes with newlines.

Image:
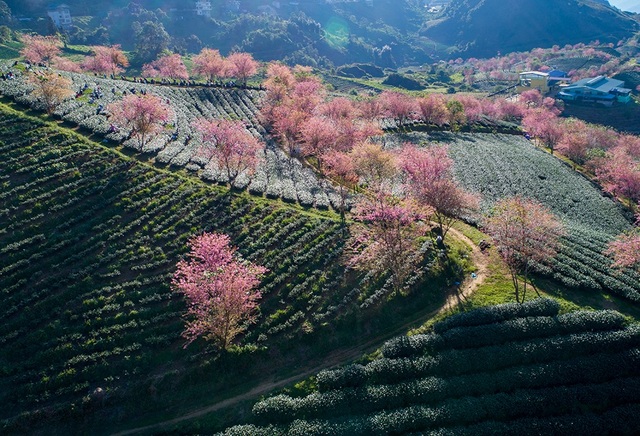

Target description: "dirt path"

left=112, top=229, right=487, bottom=436
left=439, top=227, right=489, bottom=314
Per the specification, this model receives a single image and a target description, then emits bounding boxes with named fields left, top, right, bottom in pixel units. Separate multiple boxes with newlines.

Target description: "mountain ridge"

left=423, top=0, right=639, bottom=58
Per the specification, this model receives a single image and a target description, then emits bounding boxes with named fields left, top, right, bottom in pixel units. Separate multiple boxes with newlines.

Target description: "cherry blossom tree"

left=417, top=94, right=449, bottom=126
left=194, top=118, right=263, bottom=186
left=380, top=90, right=416, bottom=128
left=324, top=150, right=357, bottom=218
left=320, top=97, right=356, bottom=122
left=271, top=103, right=308, bottom=156
left=172, top=232, right=267, bottom=349
left=108, top=94, right=173, bottom=148
left=192, top=48, right=226, bottom=82
left=522, top=108, right=563, bottom=153
left=357, top=97, right=383, bottom=124
left=596, top=146, right=640, bottom=206
left=605, top=214, right=640, bottom=270
left=51, top=56, right=81, bottom=73
left=400, top=144, right=478, bottom=240
left=20, top=34, right=60, bottom=65
left=484, top=197, right=565, bottom=303
left=142, top=53, right=189, bottom=80
left=299, top=115, right=336, bottom=171
left=346, top=191, right=428, bottom=295
left=225, top=52, right=259, bottom=86
left=82, top=45, right=129, bottom=76
left=28, top=71, right=74, bottom=113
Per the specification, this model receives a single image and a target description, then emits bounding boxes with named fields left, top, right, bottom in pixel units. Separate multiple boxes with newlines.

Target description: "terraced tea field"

left=0, top=106, right=413, bottom=431
left=223, top=299, right=640, bottom=434
left=385, top=132, right=640, bottom=303
left=0, top=64, right=342, bottom=208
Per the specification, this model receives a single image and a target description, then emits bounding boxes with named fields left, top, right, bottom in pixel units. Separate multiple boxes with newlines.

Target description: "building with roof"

left=517, top=71, right=550, bottom=93
left=47, top=4, right=72, bottom=31
left=558, top=76, right=632, bottom=106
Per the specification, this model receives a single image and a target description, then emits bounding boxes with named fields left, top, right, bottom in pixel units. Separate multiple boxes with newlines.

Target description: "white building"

left=47, top=4, right=72, bottom=31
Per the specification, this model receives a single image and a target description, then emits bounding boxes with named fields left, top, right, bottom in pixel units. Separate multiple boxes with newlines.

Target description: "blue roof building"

left=558, top=76, right=632, bottom=106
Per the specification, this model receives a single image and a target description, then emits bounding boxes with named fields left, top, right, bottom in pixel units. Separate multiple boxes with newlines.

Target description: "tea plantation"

left=223, top=299, right=640, bottom=435
left=0, top=106, right=449, bottom=433
left=386, top=131, right=640, bottom=303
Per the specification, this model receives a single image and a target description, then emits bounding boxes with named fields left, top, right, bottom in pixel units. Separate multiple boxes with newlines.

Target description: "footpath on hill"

left=112, top=230, right=489, bottom=436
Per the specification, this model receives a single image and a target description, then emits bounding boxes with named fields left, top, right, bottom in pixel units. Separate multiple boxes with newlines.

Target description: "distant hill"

left=422, top=0, right=639, bottom=58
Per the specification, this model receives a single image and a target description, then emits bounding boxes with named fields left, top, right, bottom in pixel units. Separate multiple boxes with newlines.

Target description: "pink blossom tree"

left=20, top=34, right=60, bottom=65
left=194, top=118, right=263, bottom=186
left=82, top=45, right=129, bottom=76
left=142, top=53, right=189, bottom=80
left=400, top=144, right=479, bottom=240
left=522, top=108, right=563, bottom=154
left=605, top=214, right=640, bottom=270
left=172, top=232, right=267, bottom=349
left=380, top=90, right=416, bottom=128
left=108, top=94, right=173, bottom=148
left=192, top=48, right=226, bottom=82
left=324, top=150, right=358, bottom=218
left=51, top=56, right=81, bottom=73
left=417, top=94, right=449, bottom=126
left=346, top=191, right=429, bottom=295
left=484, top=197, right=565, bottom=303
left=225, top=52, right=259, bottom=86
left=596, top=146, right=640, bottom=206
left=299, top=115, right=336, bottom=171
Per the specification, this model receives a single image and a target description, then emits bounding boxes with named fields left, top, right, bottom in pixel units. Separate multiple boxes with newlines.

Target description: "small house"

left=558, top=76, right=632, bottom=106
left=47, top=4, right=72, bottom=31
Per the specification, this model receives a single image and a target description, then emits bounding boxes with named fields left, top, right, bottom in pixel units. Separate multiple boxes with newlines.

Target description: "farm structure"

left=517, top=70, right=569, bottom=94
left=558, top=76, right=632, bottom=106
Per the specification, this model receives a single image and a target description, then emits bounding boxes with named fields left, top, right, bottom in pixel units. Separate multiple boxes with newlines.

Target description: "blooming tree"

left=324, top=150, right=358, bottom=218
left=346, top=191, right=429, bottom=296
left=417, top=94, right=449, bottom=126
left=605, top=214, right=640, bottom=270
left=400, top=144, right=479, bottom=241
left=82, top=45, right=129, bottom=76
left=299, top=115, right=336, bottom=171
left=523, top=108, right=563, bottom=153
left=380, top=90, right=416, bottom=127
left=350, top=141, right=398, bottom=192
left=225, top=52, right=259, bottom=86
left=192, top=48, right=226, bottom=82
left=108, top=94, right=173, bottom=148
left=142, top=53, right=189, bottom=80
left=28, top=71, right=74, bottom=113
left=194, top=118, right=263, bottom=186
left=172, top=232, right=267, bottom=349
left=484, top=197, right=565, bottom=303
left=20, top=34, right=60, bottom=65
left=596, top=146, right=640, bottom=206
left=51, top=56, right=81, bottom=73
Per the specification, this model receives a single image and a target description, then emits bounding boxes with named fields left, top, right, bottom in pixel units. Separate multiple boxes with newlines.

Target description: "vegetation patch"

left=221, top=299, right=640, bottom=434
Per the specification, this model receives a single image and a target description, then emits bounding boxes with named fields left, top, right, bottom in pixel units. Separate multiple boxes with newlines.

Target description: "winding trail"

left=112, top=228, right=488, bottom=436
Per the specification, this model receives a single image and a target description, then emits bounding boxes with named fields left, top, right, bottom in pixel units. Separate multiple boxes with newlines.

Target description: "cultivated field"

left=384, top=131, right=640, bottom=303
left=223, top=299, right=640, bottom=434
left=0, top=64, right=343, bottom=208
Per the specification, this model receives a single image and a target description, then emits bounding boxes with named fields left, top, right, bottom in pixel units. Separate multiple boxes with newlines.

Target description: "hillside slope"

left=222, top=299, right=640, bottom=434
left=0, top=106, right=345, bottom=432
left=423, top=0, right=639, bottom=57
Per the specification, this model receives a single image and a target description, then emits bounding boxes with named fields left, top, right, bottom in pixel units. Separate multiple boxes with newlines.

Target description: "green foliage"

left=235, top=303, right=640, bottom=434
left=432, top=297, right=560, bottom=333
